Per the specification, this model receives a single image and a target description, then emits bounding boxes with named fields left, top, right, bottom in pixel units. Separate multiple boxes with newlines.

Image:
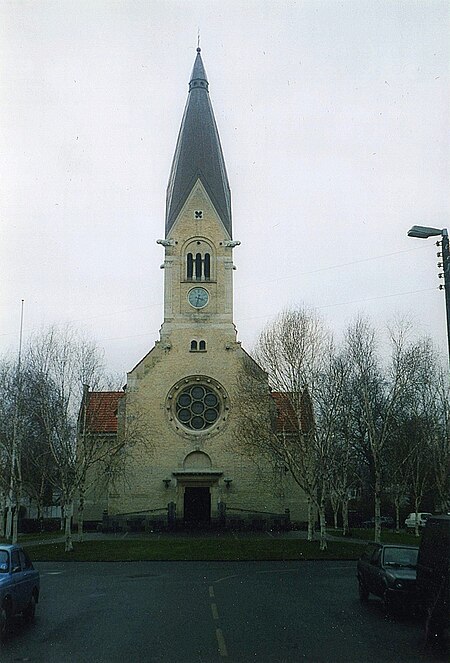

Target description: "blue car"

left=0, top=544, right=40, bottom=639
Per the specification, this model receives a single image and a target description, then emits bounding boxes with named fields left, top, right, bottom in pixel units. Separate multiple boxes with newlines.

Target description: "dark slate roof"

left=165, top=48, right=232, bottom=237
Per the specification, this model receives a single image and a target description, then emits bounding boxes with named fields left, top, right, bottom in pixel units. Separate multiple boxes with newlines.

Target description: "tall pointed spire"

left=165, top=49, right=232, bottom=237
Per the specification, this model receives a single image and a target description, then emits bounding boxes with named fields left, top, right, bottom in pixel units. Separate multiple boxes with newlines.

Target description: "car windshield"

left=383, top=547, right=418, bottom=567
left=0, top=550, right=9, bottom=573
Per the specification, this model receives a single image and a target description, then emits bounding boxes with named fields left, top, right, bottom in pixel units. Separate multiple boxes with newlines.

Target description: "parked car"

left=0, top=544, right=40, bottom=640
left=357, top=543, right=419, bottom=614
left=362, top=516, right=395, bottom=529
left=416, top=514, right=449, bottom=645
left=404, top=512, right=432, bottom=530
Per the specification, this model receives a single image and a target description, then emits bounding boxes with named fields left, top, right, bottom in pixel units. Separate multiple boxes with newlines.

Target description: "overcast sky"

left=1, top=0, right=449, bottom=377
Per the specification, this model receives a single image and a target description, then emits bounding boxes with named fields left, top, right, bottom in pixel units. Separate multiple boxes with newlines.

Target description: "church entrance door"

left=183, top=487, right=211, bottom=527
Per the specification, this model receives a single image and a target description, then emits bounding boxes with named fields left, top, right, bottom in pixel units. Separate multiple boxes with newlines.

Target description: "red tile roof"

left=84, top=390, right=310, bottom=436
left=271, top=391, right=314, bottom=434
left=84, top=392, right=123, bottom=433
left=271, top=392, right=298, bottom=433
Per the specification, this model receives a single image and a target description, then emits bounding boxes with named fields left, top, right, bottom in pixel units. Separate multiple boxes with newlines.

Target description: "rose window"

left=175, top=384, right=220, bottom=430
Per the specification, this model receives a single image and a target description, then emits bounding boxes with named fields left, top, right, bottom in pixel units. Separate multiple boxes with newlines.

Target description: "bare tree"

left=233, top=307, right=348, bottom=550
left=26, top=325, right=106, bottom=552
left=344, top=317, right=418, bottom=543
left=429, top=368, right=450, bottom=513
left=76, top=386, right=150, bottom=542
left=0, top=360, right=14, bottom=536
left=328, top=421, right=359, bottom=536
left=0, top=357, right=25, bottom=542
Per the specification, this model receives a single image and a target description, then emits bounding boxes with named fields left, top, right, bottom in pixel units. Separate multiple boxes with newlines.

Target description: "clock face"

left=188, top=287, right=209, bottom=309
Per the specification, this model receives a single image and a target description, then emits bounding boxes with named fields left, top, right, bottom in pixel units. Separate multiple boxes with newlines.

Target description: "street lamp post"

left=407, top=225, right=450, bottom=365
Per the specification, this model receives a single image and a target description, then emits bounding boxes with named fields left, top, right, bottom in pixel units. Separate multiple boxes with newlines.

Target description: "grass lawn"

left=23, top=538, right=364, bottom=562
left=0, top=531, right=63, bottom=544
left=330, top=528, right=421, bottom=546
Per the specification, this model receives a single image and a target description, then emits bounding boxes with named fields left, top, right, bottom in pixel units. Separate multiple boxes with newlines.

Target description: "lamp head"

left=407, top=225, right=443, bottom=239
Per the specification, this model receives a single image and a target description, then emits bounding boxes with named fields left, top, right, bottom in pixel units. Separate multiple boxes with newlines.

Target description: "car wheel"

left=0, top=603, right=10, bottom=641
left=382, top=591, right=394, bottom=617
left=358, top=580, right=369, bottom=602
left=23, top=593, right=36, bottom=624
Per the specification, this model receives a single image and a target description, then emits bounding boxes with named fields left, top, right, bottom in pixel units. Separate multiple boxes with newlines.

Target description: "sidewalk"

left=5, top=528, right=370, bottom=546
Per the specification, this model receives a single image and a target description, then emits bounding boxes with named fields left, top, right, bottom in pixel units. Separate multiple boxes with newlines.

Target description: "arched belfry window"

left=199, top=340, right=206, bottom=351
left=204, top=253, right=210, bottom=279
left=195, top=253, right=202, bottom=279
left=187, top=253, right=193, bottom=279
left=185, top=241, right=214, bottom=281
left=190, top=340, right=198, bottom=351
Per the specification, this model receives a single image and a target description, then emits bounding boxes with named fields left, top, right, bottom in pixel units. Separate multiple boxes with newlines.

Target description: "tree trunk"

left=307, top=497, right=314, bottom=541
left=414, top=503, right=420, bottom=538
left=12, top=507, right=19, bottom=544
left=5, top=503, right=13, bottom=540
left=64, top=502, right=73, bottom=552
left=374, top=468, right=382, bottom=543
left=319, top=502, right=327, bottom=551
left=342, top=498, right=349, bottom=536
left=12, top=474, right=22, bottom=544
left=394, top=497, right=400, bottom=534
left=0, top=491, right=6, bottom=537
left=78, top=485, right=85, bottom=543
left=333, top=507, right=338, bottom=530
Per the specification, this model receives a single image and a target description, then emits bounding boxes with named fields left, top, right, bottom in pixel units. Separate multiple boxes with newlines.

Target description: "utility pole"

left=408, top=225, right=450, bottom=370
left=6, top=299, right=24, bottom=542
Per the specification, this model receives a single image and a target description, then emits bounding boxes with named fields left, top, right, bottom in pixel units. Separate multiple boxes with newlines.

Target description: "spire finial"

left=197, top=29, right=201, bottom=53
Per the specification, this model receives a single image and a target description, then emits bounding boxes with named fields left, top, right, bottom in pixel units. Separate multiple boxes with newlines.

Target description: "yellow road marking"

left=211, top=603, right=219, bottom=620
left=216, top=628, right=228, bottom=657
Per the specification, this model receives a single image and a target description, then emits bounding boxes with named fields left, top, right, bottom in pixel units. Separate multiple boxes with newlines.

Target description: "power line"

left=0, top=244, right=435, bottom=340
left=235, top=286, right=438, bottom=325
left=238, top=244, right=433, bottom=290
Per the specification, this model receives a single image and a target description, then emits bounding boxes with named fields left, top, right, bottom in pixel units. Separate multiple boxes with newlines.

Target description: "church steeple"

left=165, top=48, right=232, bottom=238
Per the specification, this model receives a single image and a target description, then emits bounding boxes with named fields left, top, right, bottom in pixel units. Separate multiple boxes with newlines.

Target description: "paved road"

left=0, top=561, right=446, bottom=662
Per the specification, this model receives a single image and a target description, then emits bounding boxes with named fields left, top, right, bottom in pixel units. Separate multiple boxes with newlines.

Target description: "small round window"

left=175, top=384, right=220, bottom=430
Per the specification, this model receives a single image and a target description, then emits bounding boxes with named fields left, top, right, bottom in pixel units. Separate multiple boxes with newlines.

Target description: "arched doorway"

left=183, top=486, right=211, bottom=526
left=174, top=451, right=222, bottom=528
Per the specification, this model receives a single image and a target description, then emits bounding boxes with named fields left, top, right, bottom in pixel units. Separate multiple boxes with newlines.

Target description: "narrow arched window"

left=199, top=340, right=206, bottom=351
left=187, top=253, right=193, bottom=279
left=195, top=253, right=202, bottom=280
left=190, top=340, right=198, bottom=351
left=204, top=253, right=210, bottom=280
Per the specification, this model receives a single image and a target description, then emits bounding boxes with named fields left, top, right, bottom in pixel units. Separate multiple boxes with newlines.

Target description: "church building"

left=82, top=49, right=308, bottom=529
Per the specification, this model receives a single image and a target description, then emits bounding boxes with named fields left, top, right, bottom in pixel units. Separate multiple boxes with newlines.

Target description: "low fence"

left=101, top=504, right=291, bottom=532
left=103, top=507, right=170, bottom=533
left=224, top=506, right=291, bottom=531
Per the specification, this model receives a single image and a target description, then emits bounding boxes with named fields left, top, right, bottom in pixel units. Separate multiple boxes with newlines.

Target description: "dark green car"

left=357, top=543, right=419, bottom=614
